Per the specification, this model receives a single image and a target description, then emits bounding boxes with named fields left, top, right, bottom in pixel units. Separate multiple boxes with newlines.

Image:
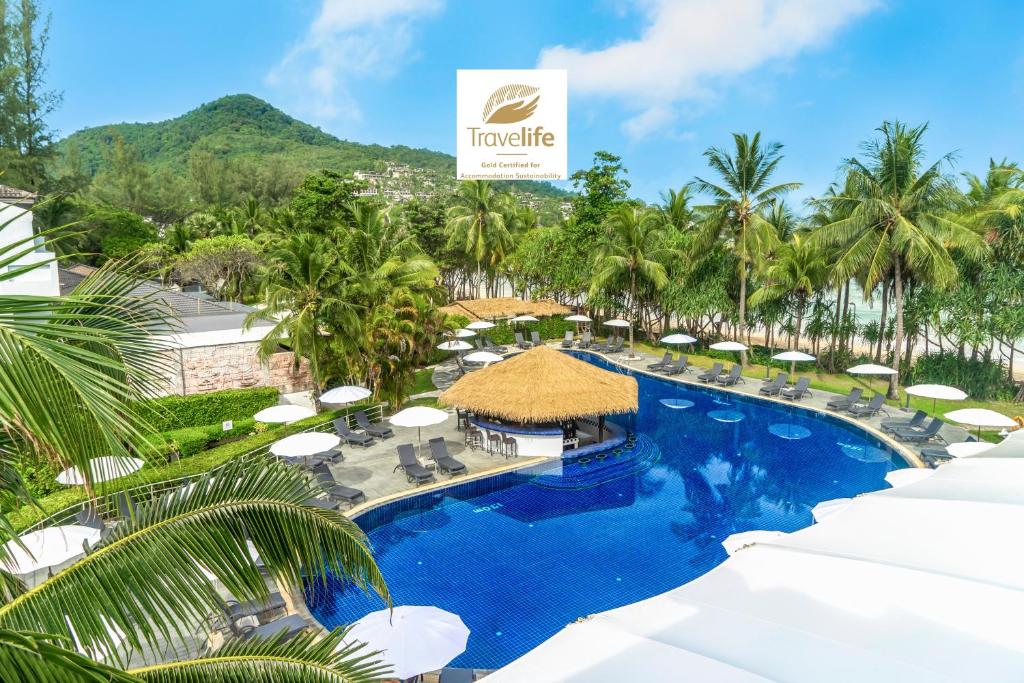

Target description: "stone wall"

left=158, top=342, right=314, bottom=396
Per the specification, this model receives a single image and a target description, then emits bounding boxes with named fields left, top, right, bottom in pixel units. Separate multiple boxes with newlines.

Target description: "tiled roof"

left=0, top=184, right=36, bottom=204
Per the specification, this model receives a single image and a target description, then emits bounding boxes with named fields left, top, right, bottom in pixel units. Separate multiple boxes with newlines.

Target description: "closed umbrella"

left=772, top=350, right=815, bottom=382
left=56, top=456, right=145, bottom=486
left=4, top=525, right=102, bottom=574
left=906, top=384, right=967, bottom=415
left=269, top=432, right=340, bottom=464
left=437, top=340, right=473, bottom=352
left=342, top=606, right=470, bottom=681
left=847, top=363, right=897, bottom=393
left=944, top=408, right=1017, bottom=439
left=661, top=333, right=697, bottom=345
left=390, top=406, right=449, bottom=456
left=253, top=404, right=315, bottom=424
left=465, top=321, right=495, bottom=330
left=320, top=385, right=372, bottom=405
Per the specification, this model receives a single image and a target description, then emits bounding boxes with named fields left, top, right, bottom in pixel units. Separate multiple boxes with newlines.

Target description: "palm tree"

left=749, top=232, right=829, bottom=351
left=811, top=121, right=988, bottom=397
left=445, top=180, right=513, bottom=298
left=659, top=186, right=695, bottom=233
left=590, top=206, right=672, bottom=355
left=692, top=132, right=800, bottom=364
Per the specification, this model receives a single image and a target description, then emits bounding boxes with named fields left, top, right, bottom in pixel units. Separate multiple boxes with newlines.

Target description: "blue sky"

left=46, top=0, right=1024, bottom=203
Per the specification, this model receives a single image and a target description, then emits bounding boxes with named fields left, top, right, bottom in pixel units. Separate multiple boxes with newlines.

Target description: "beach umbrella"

left=905, top=384, right=967, bottom=415
left=604, top=319, right=630, bottom=328
left=4, top=525, right=102, bottom=574
left=342, top=606, right=469, bottom=680
left=945, top=441, right=995, bottom=458
left=466, top=321, right=495, bottom=330
left=772, top=350, right=816, bottom=382
left=390, top=406, right=449, bottom=456
left=710, top=340, right=747, bottom=364
left=885, top=468, right=934, bottom=488
left=721, top=530, right=787, bottom=556
left=320, top=385, right=372, bottom=405
left=437, top=340, right=473, bottom=352
left=269, top=432, right=340, bottom=460
left=453, top=328, right=476, bottom=338
left=56, top=456, right=145, bottom=486
left=565, top=314, right=591, bottom=323
left=463, top=351, right=504, bottom=364
left=944, top=408, right=1017, bottom=438
left=510, top=315, right=538, bottom=323
left=253, top=404, right=316, bottom=424
left=811, top=498, right=853, bottom=523
left=847, top=363, right=897, bottom=393
left=661, top=333, right=697, bottom=345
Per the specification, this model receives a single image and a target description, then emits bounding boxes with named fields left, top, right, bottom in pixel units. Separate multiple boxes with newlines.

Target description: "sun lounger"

left=604, top=338, right=624, bottom=354
left=892, top=417, right=944, bottom=443
left=591, top=335, right=616, bottom=352
left=531, top=331, right=543, bottom=347
left=514, top=332, right=532, bottom=349
left=577, top=331, right=592, bottom=348
left=483, top=336, right=507, bottom=353
left=226, top=592, right=288, bottom=624
left=826, top=387, right=862, bottom=411
left=663, top=355, right=689, bottom=375
left=880, top=410, right=927, bottom=433
left=393, top=444, right=435, bottom=484
left=311, top=464, right=365, bottom=507
left=781, top=376, right=812, bottom=400
left=239, top=614, right=309, bottom=642
left=847, top=393, right=886, bottom=418
left=759, top=373, right=789, bottom=396
left=561, top=331, right=574, bottom=348
left=715, top=364, right=744, bottom=386
left=428, top=437, right=467, bottom=475
left=439, top=668, right=476, bottom=683
left=333, top=418, right=374, bottom=447
left=354, top=410, right=393, bottom=438
left=697, top=362, right=724, bottom=383
left=647, top=352, right=672, bottom=370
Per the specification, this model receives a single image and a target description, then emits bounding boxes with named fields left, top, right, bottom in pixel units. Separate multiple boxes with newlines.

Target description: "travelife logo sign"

left=457, top=69, right=567, bottom=180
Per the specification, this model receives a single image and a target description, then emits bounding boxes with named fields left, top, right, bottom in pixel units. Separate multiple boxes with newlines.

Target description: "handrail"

left=22, top=404, right=384, bottom=533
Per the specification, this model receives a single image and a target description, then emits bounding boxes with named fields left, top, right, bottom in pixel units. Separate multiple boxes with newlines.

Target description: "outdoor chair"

left=847, top=393, right=886, bottom=418
left=483, top=336, right=507, bottom=353
left=303, top=496, right=342, bottom=511
left=332, top=418, right=375, bottom=447
left=577, top=331, right=592, bottom=348
left=238, top=614, right=309, bottom=642
left=892, top=417, right=945, bottom=444
left=715, top=364, right=744, bottom=386
left=647, top=351, right=672, bottom=371
left=781, top=376, right=812, bottom=400
left=310, top=464, right=365, bottom=507
left=75, top=506, right=105, bottom=531
left=465, top=426, right=483, bottom=450
left=354, top=410, right=393, bottom=438
left=881, top=410, right=927, bottom=434
left=826, top=387, right=862, bottom=411
left=920, top=444, right=954, bottom=466
left=759, top=373, right=789, bottom=396
left=473, top=338, right=484, bottom=351
left=428, top=437, right=467, bottom=475
left=393, top=444, right=435, bottom=484
left=531, top=330, right=543, bottom=347
left=697, top=363, right=724, bottom=383
left=561, top=330, right=574, bottom=348
left=605, top=338, right=625, bottom=354
left=438, top=667, right=476, bottom=683
left=591, top=335, right=615, bottom=352
left=502, top=434, right=518, bottom=458
left=663, top=356, right=689, bottom=376
left=226, top=593, right=287, bottom=625
left=514, top=332, right=532, bottom=349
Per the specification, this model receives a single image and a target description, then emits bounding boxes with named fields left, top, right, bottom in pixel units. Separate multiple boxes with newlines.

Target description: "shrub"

left=135, top=388, right=279, bottom=432
left=909, top=352, right=1014, bottom=401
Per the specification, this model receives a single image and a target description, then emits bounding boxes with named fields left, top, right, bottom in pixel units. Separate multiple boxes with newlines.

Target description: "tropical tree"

left=749, top=232, right=829, bottom=351
left=692, top=132, right=800, bottom=363
left=445, top=180, right=513, bottom=298
left=811, top=121, right=988, bottom=396
left=590, top=206, right=672, bottom=354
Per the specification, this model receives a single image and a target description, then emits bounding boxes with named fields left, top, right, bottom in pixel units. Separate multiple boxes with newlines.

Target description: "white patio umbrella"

left=453, top=328, right=476, bottom=338
left=905, top=384, right=967, bottom=414
left=565, top=314, right=591, bottom=323
left=721, top=530, right=787, bottom=556
left=320, top=385, right=372, bottom=405
left=604, top=319, right=630, bottom=328
left=510, top=315, right=538, bottom=323
left=944, top=408, right=1017, bottom=438
left=390, top=406, right=449, bottom=456
left=56, top=456, right=145, bottom=486
left=811, top=497, right=853, bottom=523
left=710, top=341, right=747, bottom=351
left=661, top=333, right=697, bottom=345
left=463, top=351, right=504, bottom=364
left=945, top=441, right=995, bottom=458
left=885, top=468, right=934, bottom=488
left=437, top=340, right=473, bottom=352
left=465, top=320, right=495, bottom=330
left=4, top=525, right=102, bottom=574
left=269, top=432, right=340, bottom=460
left=847, top=363, right=897, bottom=393
left=342, top=606, right=470, bottom=680
left=772, top=350, right=815, bottom=382
left=253, top=404, right=316, bottom=424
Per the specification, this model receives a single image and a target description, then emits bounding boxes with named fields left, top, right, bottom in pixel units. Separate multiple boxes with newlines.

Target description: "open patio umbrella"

left=885, top=468, right=934, bottom=488
left=710, top=340, right=747, bottom=365
left=463, top=351, right=504, bottom=365
left=437, top=340, right=473, bottom=352
left=341, top=606, right=470, bottom=680
left=269, top=432, right=340, bottom=462
left=945, top=441, right=995, bottom=458
left=604, top=319, right=630, bottom=328
left=847, top=363, right=897, bottom=393
left=565, top=314, right=591, bottom=323
left=944, top=408, right=1017, bottom=438
left=56, top=456, right=145, bottom=486
left=811, top=497, right=852, bottom=523
left=772, top=350, right=816, bottom=383
left=253, top=404, right=315, bottom=424
left=510, top=315, right=538, bottom=323
left=4, top=525, right=102, bottom=574
left=466, top=320, right=495, bottom=330
left=721, top=530, right=788, bottom=556
left=906, top=384, right=967, bottom=415
left=390, top=406, right=449, bottom=456
left=661, top=333, right=697, bottom=345
left=453, top=328, right=476, bottom=338
left=320, top=385, right=372, bottom=405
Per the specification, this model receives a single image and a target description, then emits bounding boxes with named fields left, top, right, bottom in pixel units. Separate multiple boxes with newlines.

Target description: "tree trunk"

left=628, top=269, right=637, bottom=356
left=889, top=260, right=904, bottom=399
left=876, top=279, right=888, bottom=363
left=738, top=264, right=749, bottom=365
left=794, top=297, right=805, bottom=351
left=828, top=285, right=841, bottom=372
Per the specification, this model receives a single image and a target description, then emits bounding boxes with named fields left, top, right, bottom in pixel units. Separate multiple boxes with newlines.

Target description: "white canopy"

left=565, top=314, right=591, bottom=322
left=511, top=315, right=539, bottom=323
left=964, top=429, right=1024, bottom=458
left=437, top=340, right=473, bottom=351
left=944, top=408, right=1017, bottom=429
left=453, top=328, right=477, bottom=338
left=320, top=385, right=372, bottom=404
left=4, top=525, right=101, bottom=574
left=811, top=497, right=853, bottom=522
left=661, top=333, right=697, bottom=345
left=463, top=351, right=504, bottom=364
left=906, top=384, right=967, bottom=401
left=56, top=456, right=145, bottom=486
left=390, top=406, right=448, bottom=428
left=604, top=319, right=630, bottom=328
left=771, top=351, right=815, bottom=362
left=710, top=341, right=747, bottom=352
left=490, top=455, right=1024, bottom=682
left=884, top=468, right=934, bottom=488
left=253, top=404, right=316, bottom=424
left=466, top=320, right=495, bottom=330
left=847, top=363, right=897, bottom=375
left=269, top=432, right=340, bottom=458
left=342, top=606, right=469, bottom=680
left=721, top=530, right=787, bottom=556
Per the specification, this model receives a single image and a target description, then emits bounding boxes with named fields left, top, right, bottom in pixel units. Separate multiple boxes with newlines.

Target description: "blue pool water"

left=306, top=352, right=905, bottom=669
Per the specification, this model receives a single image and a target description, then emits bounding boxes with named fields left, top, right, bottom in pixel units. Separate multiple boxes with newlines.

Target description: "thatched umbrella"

left=438, top=346, right=637, bottom=427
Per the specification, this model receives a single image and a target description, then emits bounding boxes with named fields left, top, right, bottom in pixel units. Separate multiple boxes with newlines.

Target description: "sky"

left=44, top=0, right=1024, bottom=203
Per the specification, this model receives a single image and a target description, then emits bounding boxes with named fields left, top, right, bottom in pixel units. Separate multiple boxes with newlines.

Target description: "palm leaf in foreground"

left=130, top=627, right=390, bottom=683
left=0, top=627, right=138, bottom=683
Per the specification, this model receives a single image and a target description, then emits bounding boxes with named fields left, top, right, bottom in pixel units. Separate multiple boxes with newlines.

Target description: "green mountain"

left=56, top=93, right=568, bottom=198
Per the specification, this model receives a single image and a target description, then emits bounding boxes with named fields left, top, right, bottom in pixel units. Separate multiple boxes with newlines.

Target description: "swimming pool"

left=306, top=352, right=905, bottom=669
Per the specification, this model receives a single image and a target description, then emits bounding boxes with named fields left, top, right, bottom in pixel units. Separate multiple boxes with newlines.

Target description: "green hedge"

left=481, top=316, right=576, bottom=345
left=135, top=387, right=279, bottom=432
left=153, top=418, right=259, bottom=460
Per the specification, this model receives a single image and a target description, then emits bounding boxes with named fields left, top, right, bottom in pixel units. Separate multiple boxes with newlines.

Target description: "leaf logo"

left=482, top=84, right=540, bottom=124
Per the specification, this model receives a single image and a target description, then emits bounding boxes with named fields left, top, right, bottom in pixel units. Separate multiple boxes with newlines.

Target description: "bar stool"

left=456, top=409, right=470, bottom=431
left=502, top=435, right=518, bottom=459
left=465, top=427, right=483, bottom=451
left=487, top=432, right=503, bottom=456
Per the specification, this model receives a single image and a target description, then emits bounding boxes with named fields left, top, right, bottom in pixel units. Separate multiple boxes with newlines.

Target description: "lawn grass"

left=410, top=367, right=437, bottom=395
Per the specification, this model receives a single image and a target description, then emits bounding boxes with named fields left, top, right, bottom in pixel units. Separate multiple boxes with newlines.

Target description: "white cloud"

left=268, top=0, right=443, bottom=121
left=538, top=0, right=878, bottom=139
